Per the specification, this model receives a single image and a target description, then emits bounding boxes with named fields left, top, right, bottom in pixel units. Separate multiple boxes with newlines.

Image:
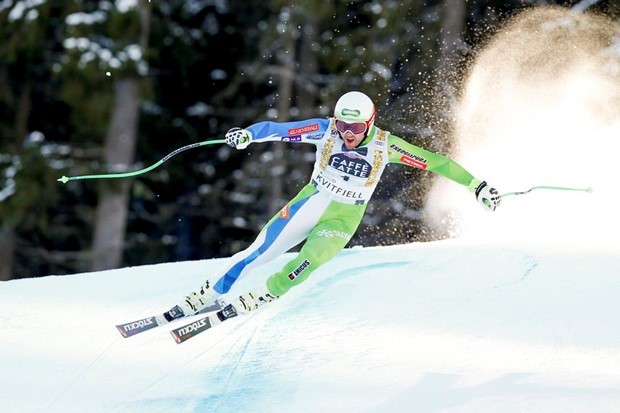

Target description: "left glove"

left=474, top=181, right=501, bottom=211
left=225, top=127, right=252, bottom=149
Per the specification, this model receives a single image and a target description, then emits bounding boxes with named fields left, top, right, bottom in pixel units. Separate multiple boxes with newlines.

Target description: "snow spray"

left=427, top=7, right=620, bottom=248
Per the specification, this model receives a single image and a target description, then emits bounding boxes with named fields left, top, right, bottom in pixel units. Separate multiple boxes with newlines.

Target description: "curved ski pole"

left=58, top=139, right=226, bottom=184
left=501, top=185, right=593, bottom=198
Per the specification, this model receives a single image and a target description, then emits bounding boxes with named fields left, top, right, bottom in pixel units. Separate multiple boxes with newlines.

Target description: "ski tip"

left=115, top=316, right=160, bottom=338
left=170, top=331, right=182, bottom=344
left=169, top=316, right=214, bottom=344
left=115, top=324, right=130, bottom=338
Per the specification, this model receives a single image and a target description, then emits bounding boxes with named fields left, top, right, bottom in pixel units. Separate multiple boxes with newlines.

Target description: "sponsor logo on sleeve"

left=400, top=155, right=427, bottom=169
left=288, top=123, right=319, bottom=135
left=389, top=144, right=428, bottom=169
left=282, top=135, right=302, bottom=142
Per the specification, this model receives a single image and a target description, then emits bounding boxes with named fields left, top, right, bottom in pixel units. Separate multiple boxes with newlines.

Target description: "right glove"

left=474, top=180, right=501, bottom=211
left=225, top=127, right=252, bottom=150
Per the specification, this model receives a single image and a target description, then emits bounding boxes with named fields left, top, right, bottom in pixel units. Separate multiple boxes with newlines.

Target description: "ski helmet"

left=334, top=91, right=376, bottom=133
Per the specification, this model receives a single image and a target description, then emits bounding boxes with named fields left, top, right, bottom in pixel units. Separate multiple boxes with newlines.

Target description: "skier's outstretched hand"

left=475, top=181, right=501, bottom=211
left=225, top=127, right=253, bottom=149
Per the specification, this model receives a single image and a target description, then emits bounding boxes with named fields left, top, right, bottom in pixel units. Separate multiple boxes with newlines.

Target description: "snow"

left=115, top=0, right=138, bottom=14
left=1, top=237, right=619, bottom=412
left=427, top=7, right=620, bottom=250
left=6, top=0, right=45, bottom=22
left=66, top=12, right=107, bottom=26
left=0, top=154, right=20, bottom=202
left=61, top=1, right=148, bottom=75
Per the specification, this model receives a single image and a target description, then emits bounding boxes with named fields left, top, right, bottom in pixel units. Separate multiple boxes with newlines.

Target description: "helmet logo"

left=340, top=108, right=361, bottom=117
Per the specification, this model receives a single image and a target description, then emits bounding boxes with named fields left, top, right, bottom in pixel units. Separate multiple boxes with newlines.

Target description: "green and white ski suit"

left=210, top=118, right=480, bottom=298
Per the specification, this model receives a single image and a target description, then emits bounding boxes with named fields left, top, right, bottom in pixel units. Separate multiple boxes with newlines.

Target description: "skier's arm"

left=225, top=119, right=330, bottom=149
left=387, top=135, right=501, bottom=210
left=387, top=135, right=475, bottom=186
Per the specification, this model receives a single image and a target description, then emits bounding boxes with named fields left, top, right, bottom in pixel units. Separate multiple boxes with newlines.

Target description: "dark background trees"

left=1, top=0, right=618, bottom=280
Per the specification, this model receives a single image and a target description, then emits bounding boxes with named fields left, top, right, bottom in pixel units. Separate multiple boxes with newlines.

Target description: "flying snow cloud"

left=428, top=7, right=620, bottom=249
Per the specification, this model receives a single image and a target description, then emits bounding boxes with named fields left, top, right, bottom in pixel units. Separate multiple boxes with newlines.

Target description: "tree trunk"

left=0, top=225, right=16, bottom=281
left=2, top=79, right=33, bottom=280
left=91, top=3, right=151, bottom=271
left=430, top=0, right=468, bottom=153
left=12, top=79, right=31, bottom=153
left=295, top=14, right=319, bottom=183
left=437, top=0, right=467, bottom=111
left=268, top=31, right=295, bottom=215
left=91, top=78, right=140, bottom=271
left=297, top=17, right=319, bottom=119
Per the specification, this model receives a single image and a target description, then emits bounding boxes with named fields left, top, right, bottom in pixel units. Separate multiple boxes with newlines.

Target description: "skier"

left=163, top=91, right=501, bottom=322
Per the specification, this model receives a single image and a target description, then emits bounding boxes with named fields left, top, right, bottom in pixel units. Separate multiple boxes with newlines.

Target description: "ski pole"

left=501, top=185, right=593, bottom=198
left=57, top=139, right=226, bottom=184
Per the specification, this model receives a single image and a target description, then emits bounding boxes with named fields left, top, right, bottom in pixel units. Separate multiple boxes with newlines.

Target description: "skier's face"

left=339, top=129, right=366, bottom=149
left=336, top=120, right=367, bottom=149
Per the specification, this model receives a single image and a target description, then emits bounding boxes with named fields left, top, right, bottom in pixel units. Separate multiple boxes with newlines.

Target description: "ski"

left=170, top=303, right=239, bottom=344
left=116, top=314, right=164, bottom=337
left=115, top=300, right=224, bottom=338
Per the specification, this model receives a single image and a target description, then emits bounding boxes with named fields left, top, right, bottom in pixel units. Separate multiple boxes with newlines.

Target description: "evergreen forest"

left=1, top=0, right=618, bottom=279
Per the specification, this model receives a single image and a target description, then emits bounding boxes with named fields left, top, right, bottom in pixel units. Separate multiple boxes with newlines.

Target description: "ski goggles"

left=335, top=120, right=368, bottom=135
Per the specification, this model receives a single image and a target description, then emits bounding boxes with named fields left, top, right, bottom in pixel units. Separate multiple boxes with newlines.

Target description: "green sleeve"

left=387, top=135, right=479, bottom=190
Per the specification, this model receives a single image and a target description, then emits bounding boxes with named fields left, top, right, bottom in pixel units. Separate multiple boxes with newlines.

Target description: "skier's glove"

left=474, top=180, right=501, bottom=211
left=225, top=127, right=252, bottom=150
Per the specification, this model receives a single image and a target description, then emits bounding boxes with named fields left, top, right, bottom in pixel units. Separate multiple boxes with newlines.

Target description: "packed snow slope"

left=1, top=238, right=619, bottom=413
